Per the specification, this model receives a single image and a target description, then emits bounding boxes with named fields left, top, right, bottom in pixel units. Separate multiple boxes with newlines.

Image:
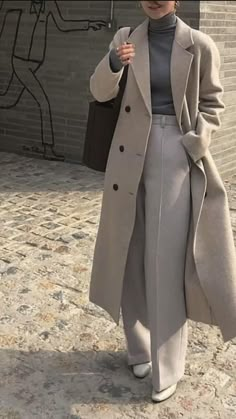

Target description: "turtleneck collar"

left=149, top=12, right=177, bottom=33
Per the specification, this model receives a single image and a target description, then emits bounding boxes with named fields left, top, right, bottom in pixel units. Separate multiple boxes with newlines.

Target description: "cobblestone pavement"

left=0, top=151, right=235, bottom=419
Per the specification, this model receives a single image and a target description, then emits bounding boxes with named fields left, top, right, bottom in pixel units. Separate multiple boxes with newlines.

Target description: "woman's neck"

left=149, top=12, right=177, bottom=32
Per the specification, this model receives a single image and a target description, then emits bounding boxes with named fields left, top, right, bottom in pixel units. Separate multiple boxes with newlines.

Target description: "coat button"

left=125, top=105, right=131, bottom=113
left=113, top=184, right=119, bottom=191
left=119, top=145, right=124, bottom=152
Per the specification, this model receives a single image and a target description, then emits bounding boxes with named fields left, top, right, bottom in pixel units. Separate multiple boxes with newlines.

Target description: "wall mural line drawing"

left=0, top=0, right=106, bottom=160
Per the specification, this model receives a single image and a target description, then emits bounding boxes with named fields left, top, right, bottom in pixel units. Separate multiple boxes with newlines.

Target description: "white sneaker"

left=133, top=362, right=152, bottom=378
left=152, top=384, right=177, bottom=402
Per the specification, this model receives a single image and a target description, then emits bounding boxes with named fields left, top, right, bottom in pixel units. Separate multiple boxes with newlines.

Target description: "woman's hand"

left=116, top=42, right=136, bottom=66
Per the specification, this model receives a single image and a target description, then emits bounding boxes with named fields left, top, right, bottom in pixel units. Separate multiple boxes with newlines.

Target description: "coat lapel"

left=128, top=19, right=152, bottom=116
left=171, top=17, right=194, bottom=126
left=127, top=17, right=194, bottom=124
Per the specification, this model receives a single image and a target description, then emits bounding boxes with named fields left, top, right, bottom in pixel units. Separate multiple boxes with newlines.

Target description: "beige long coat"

left=89, top=17, right=236, bottom=342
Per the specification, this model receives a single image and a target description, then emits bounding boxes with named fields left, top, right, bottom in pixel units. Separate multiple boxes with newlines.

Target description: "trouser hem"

left=152, top=372, right=184, bottom=392
left=127, top=353, right=151, bottom=366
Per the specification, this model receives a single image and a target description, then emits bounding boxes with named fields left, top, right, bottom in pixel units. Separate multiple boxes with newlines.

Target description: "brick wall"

left=0, top=1, right=143, bottom=162
left=199, top=0, right=236, bottom=178
left=177, top=0, right=200, bottom=29
left=0, top=1, right=235, bottom=178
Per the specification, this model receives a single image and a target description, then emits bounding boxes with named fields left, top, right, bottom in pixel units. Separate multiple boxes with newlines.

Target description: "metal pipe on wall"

left=107, top=0, right=117, bottom=30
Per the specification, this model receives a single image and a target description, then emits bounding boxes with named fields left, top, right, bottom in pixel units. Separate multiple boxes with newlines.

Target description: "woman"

left=89, top=0, right=236, bottom=403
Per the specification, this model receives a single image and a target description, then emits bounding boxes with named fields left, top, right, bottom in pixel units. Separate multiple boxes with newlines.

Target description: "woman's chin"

left=148, top=10, right=165, bottom=19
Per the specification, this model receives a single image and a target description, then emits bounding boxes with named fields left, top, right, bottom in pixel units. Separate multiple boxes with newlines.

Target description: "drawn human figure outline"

left=0, top=0, right=106, bottom=160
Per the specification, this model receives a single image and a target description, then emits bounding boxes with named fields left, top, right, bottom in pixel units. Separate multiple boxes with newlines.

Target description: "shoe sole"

left=152, top=385, right=177, bottom=403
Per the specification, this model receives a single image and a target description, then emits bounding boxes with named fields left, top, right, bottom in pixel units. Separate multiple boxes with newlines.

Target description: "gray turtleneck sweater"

left=109, top=13, right=177, bottom=115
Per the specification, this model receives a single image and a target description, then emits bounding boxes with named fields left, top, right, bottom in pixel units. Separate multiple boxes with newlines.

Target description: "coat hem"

left=89, top=296, right=120, bottom=325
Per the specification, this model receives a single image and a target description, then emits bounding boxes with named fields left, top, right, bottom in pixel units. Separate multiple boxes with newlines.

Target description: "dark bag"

left=83, top=28, right=132, bottom=172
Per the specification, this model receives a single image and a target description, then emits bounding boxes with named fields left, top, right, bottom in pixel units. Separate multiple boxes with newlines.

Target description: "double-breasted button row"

left=113, top=184, right=135, bottom=196
left=113, top=119, right=127, bottom=191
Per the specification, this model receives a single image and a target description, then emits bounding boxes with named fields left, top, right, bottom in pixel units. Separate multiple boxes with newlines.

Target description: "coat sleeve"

left=182, top=36, right=225, bottom=163
left=90, top=28, right=128, bottom=102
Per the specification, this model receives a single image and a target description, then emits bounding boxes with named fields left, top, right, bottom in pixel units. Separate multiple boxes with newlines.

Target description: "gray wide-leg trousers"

left=121, top=114, right=191, bottom=392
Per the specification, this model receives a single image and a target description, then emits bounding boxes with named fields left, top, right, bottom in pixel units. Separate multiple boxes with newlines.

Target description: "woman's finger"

left=121, top=58, right=134, bottom=66
left=116, top=44, right=135, bottom=54
left=117, top=49, right=135, bottom=59
left=116, top=49, right=135, bottom=58
left=121, top=57, right=134, bottom=66
left=120, top=52, right=136, bottom=61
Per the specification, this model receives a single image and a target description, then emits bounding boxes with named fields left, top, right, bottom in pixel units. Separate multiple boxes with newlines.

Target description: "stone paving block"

left=201, top=367, right=231, bottom=387
left=0, top=152, right=235, bottom=418
left=222, top=381, right=236, bottom=414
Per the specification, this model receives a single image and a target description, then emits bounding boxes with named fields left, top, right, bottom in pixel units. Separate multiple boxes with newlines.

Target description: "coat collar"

left=127, top=17, right=194, bottom=126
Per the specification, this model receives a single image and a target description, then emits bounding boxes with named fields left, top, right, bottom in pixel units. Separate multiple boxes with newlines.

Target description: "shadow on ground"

left=0, top=152, right=104, bottom=193
left=0, top=349, right=152, bottom=417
